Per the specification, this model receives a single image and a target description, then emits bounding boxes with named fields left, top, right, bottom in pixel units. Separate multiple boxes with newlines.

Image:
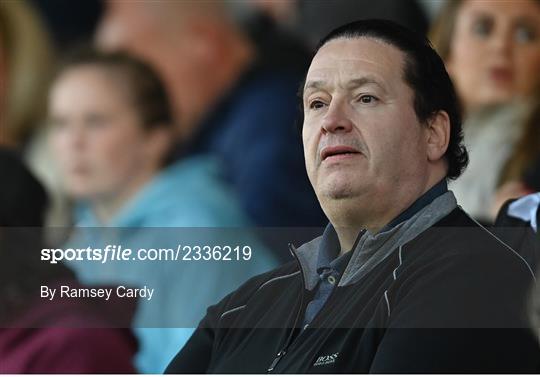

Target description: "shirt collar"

left=315, top=224, right=361, bottom=275
left=381, top=179, right=448, bottom=232
left=316, top=224, right=341, bottom=272
left=316, top=179, right=448, bottom=272
left=507, top=193, right=540, bottom=232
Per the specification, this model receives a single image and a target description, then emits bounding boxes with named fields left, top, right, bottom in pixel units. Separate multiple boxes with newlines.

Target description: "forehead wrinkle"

left=304, top=71, right=390, bottom=97
left=344, top=77, right=388, bottom=93
left=305, top=42, right=403, bottom=96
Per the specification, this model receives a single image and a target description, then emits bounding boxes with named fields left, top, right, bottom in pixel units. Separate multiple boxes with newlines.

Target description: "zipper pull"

left=267, top=349, right=286, bottom=372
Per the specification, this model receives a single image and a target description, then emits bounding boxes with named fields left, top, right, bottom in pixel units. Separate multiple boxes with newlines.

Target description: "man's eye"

left=359, top=95, right=377, bottom=104
left=309, top=100, right=326, bottom=110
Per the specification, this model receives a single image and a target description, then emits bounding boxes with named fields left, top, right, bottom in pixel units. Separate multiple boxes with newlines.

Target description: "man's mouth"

left=320, top=146, right=362, bottom=161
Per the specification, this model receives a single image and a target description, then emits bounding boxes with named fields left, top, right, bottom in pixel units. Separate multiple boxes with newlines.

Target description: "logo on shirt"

left=313, top=352, right=339, bottom=367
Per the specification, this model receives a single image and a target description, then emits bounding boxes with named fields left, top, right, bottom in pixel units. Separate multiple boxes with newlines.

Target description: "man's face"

left=302, top=37, right=430, bottom=215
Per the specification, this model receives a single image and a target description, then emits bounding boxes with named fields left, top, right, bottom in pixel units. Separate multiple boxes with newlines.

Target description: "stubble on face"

left=303, top=38, right=408, bottom=198
left=302, top=37, right=431, bottom=231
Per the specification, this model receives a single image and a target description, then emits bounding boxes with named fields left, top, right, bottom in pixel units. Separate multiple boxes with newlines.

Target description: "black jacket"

left=166, top=208, right=540, bottom=373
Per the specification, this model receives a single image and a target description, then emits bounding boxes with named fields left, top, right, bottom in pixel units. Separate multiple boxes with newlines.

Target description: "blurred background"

left=1, top=0, right=539, bottom=373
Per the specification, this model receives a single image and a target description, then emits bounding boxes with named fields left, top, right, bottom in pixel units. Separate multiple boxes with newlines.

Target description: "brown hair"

left=429, top=0, right=540, bottom=61
left=498, top=94, right=540, bottom=186
left=55, top=48, right=174, bottom=130
left=428, top=0, right=464, bottom=61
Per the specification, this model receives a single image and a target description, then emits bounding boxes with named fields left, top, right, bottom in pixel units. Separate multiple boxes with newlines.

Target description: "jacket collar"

left=293, top=191, right=458, bottom=290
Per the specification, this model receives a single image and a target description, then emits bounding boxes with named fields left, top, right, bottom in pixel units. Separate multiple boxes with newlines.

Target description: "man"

left=95, top=1, right=326, bottom=236
left=165, top=20, right=540, bottom=373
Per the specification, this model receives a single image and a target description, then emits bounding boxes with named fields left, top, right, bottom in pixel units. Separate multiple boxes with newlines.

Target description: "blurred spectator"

left=494, top=193, right=540, bottom=342
left=95, top=0, right=327, bottom=232
left=430, top=0, right=540, bottom=221
left=0, top=0, right=53, bottom=147
left=48, top=49, right=277, bottom=373
left=494, top=193, right=539, bottom=269
left=492, top=95, right=540, bottom=216
left=448, top=102, right=533, bottom=222
left=0, top=148, right=137, bottom=373
left=0, top=0, right=72, bottom=231
left=431, top=0, right=540, bottom=113
left=48, top=50, right=175, bottom=226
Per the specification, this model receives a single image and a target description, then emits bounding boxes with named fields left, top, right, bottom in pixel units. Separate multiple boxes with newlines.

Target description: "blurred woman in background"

left=48, top=49, right=276, bottom=373
left=49, top=50, right=175, bottom=226
left=430, top=0, right=540, bottom=221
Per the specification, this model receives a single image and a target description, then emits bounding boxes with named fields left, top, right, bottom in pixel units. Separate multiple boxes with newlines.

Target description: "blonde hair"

left=498, top=91, right=540, bottom=186
left=0, top=0, right=54, bottom=145
left=428, top=0, right=464, bottom=61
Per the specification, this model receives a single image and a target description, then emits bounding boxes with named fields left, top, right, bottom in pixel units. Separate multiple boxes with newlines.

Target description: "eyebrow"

left=303, top=76, right=387, bottom=95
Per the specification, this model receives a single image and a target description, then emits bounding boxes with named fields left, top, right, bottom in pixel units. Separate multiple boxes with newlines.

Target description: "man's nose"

left=321, top=102, right=354, bottom=134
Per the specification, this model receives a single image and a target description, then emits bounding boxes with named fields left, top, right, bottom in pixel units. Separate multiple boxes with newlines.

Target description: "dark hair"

left=55, top=48, right=174, bottom=130
left=302, top=19, right=468, bottom=180
left=0, top=148, right=48, bottom=227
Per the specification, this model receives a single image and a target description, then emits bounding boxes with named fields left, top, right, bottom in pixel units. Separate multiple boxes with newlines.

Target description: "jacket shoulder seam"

left=463, top=210, right=536, bottom=281
left=383, top=245, right=404, bottom=317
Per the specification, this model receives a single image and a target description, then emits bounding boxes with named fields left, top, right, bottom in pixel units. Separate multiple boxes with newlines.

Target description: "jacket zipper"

left=267, top=230, right=366, bottom=373
left=267, top=243, right=306, bottom=373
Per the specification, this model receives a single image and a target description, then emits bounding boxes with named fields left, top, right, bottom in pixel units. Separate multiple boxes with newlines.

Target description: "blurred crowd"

left=0, top=0, right=539, bottom=373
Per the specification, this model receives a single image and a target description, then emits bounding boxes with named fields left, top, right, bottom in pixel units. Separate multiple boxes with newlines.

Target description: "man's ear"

left=426, top=110, right=450, bottom=162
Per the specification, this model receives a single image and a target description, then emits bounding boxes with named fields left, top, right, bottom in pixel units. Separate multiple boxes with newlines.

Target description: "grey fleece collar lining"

left=293, top=191, right=458, bottom=290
